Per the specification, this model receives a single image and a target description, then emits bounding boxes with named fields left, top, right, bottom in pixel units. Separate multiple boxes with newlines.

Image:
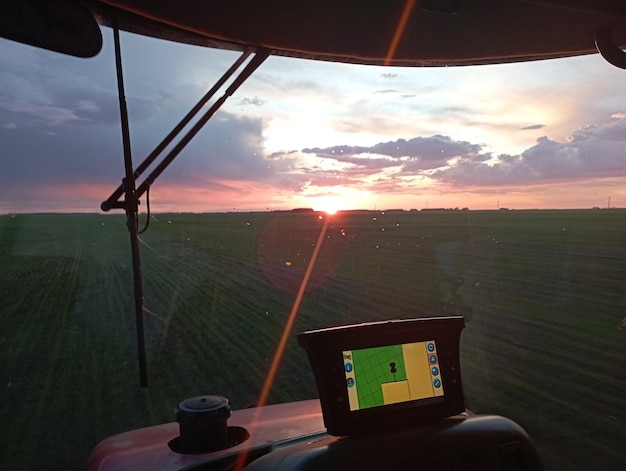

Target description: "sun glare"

left=308, top=189, right=369, bottom=215
left=310, top=195, right=349, bottom=215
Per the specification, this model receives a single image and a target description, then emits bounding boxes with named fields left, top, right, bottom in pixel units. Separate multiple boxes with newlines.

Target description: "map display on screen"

left=342, top=340, right=444, bottom=412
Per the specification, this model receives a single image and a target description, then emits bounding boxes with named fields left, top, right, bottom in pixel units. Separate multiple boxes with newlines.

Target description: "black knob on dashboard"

left=175, top=395, right=231, bottom=453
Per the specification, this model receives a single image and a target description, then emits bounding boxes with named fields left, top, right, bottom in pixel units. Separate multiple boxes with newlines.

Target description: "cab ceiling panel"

left=89, top=0, right=626, bottom=66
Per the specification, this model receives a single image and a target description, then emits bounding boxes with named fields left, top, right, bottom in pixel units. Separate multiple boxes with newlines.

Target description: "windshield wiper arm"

left=106, top=26, right=270, bottom=386
left=102, top=48, right=269, bottom=211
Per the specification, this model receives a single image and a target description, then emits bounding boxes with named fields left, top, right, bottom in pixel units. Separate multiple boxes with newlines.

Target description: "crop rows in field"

left=1, top=210, right=625, bottom=470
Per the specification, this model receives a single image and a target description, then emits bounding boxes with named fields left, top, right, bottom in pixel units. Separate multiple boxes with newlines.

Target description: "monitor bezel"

left=297, top=317, right=465, bottom=436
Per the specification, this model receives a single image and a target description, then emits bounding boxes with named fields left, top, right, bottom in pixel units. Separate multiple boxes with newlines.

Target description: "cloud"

left=165, top=113, right=294, bottom=182
left=286, top=116, right=626, bottom=196
left=305, top=151, right=397, bottom=171
left=0, top=40, right=314, bottom=212
left=300, top=170, right=360, bottom=188
left=432, top=116, right=626, bottom=187
left=0, top=50, right=173, bottom=129
left=0, top=101, right=299, bottom=190
left=4, top=34, right=626, bottom=212
left=237, top=96, right=266, bottom=106
left=268, top=149, right=299, bottom=159
left=301, top=135, right=481, bottom=171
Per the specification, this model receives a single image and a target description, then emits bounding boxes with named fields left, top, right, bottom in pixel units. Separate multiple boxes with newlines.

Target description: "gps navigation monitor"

left=297, top=317, right=465, bottom=436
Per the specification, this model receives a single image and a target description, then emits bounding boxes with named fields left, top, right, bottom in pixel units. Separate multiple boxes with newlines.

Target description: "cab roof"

left=3, top=0, right=626, bottom=65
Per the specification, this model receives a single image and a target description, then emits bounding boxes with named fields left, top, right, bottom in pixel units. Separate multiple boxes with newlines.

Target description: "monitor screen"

left=343, top=340, right=444, bottom=412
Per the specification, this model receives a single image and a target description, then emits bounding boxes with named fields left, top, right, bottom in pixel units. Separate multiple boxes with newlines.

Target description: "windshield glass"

left=1, top=31, right=625, bottom=471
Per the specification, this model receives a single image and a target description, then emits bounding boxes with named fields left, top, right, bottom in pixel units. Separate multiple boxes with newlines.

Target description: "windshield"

left=1, top=31, right=625, bottom=471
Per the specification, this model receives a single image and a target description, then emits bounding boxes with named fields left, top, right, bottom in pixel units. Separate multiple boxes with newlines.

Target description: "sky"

left=2, top=29, right=626, bottom=214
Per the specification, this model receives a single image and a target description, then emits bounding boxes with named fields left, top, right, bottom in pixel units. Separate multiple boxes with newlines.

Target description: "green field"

left=1, top=210, right=625, bottom=470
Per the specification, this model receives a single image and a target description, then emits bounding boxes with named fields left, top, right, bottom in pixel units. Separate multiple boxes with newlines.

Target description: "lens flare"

left=234, top=215, right=331, bottom=471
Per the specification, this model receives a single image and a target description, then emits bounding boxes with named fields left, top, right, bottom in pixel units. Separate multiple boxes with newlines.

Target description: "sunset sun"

left=307, top=188, right=369, bottom=215
left=314, top=197, right=342, bottom=215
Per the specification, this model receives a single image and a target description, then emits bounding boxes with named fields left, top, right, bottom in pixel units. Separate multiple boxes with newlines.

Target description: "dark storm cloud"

left=432, top=117, right=626, bottom=186
left=520, top=124, right=545, bottom=130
